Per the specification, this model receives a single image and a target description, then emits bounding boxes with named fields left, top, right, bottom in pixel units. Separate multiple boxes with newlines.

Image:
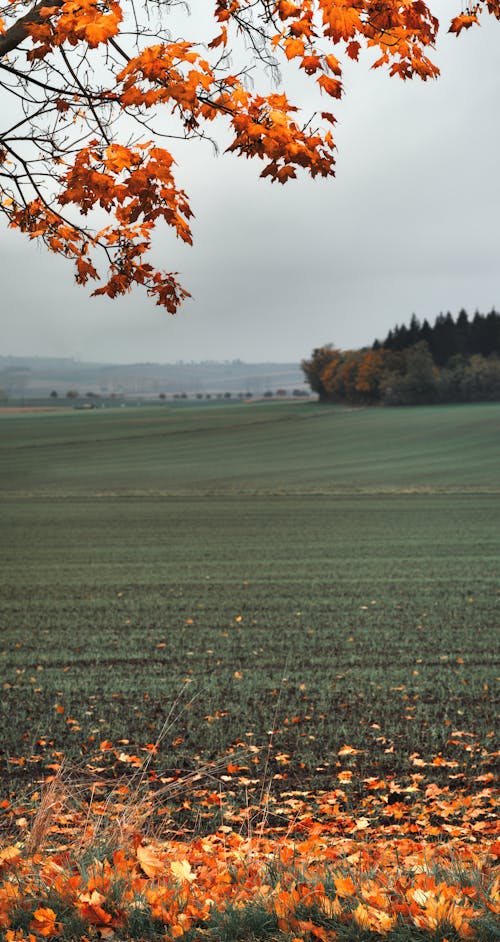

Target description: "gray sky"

left=1, top=6, right=499, bottom=364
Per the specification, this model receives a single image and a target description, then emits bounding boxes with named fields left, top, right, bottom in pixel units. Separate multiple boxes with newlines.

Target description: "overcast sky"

left=1, top=5, right=499, bottom=364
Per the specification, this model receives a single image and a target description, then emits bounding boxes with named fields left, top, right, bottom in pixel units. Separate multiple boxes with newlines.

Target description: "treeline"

left=375, top=309, right=500, bottom=364
left=302, top=309, right=500, bottom=405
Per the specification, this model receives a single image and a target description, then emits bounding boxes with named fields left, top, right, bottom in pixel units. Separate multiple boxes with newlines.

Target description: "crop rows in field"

left=0, top=402, right=498, bottom=802
left=1, top=487, right=498, bottom=804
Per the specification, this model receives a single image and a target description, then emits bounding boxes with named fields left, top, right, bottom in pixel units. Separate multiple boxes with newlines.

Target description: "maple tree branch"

left=2, top=140, right=113, bottom=261
left=0, top=99, right=47, bottom=138
left=4, top=139, right=59, bottom=201
left=0, top=0, right=63, bottom=57
left=3, top=141, right=58, bottom=207
left=59, top=47, right=112, bottom=144
left=0, top=0, right=483, bottom=311
left=108, top=35, right=130, bottom=63
left=0, top=59, right=73, bottom=96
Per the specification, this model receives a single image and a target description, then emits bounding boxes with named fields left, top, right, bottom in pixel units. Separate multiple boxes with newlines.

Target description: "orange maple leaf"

left=29, top=908, right=59, bottom=938
left=317, top=74, right=342, bottom=98
left=284, top=37, right=305, bottom=59
left=449, top=13, right=479, bottom=34
left=136, top=843, right=165, bottom=878
left=105, top=144, right=136, bottom=173
left=334, top=874, right=356, bottom=897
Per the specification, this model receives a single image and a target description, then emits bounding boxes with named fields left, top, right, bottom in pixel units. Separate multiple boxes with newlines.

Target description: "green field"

left=0, top=401, right=498, bottom=803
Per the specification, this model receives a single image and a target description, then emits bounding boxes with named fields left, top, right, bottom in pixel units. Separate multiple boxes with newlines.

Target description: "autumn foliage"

left=302, top=309, right=500, bottom=404
left=0, top=739, right=498, bottom=941
left=0, top=1, right=499, bottom=310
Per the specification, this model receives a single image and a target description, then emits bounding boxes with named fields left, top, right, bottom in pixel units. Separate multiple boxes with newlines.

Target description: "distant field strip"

left=0, top=401, right=499, bottom=496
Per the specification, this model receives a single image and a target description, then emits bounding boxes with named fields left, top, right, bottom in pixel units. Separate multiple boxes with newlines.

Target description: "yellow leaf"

left=352, top=904, right=372, bottom=930
left=171, top=858, right=196, bottom=882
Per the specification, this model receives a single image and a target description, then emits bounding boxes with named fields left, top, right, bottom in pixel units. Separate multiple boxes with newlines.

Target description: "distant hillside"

left=0, top=356, right=307, bottom=398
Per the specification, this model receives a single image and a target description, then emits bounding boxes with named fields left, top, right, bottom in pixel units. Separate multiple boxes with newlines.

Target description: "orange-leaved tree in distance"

left=0, top=0, right=498, bottom=311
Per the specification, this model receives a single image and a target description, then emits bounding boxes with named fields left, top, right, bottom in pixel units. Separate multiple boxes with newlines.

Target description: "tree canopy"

left=302, top=309, right=500, bottom=405
left=1, top=0, right=498, bottom=311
